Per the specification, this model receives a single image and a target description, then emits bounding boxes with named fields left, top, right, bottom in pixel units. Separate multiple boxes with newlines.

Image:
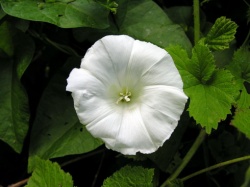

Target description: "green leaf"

left=165, top=6, right=193, bottom=30
left=118, top=0, right=192, bottom=51
left=191, top=44, right=216, bottom=83
left=232, top=87, right=250, bottom=138
left=72, top=0, right=192, bottom=52
left=0, top=22, right=14, bottom=57
left=227, top=47, right=250, bottom=88
left=1, top=0, right=109, bottom=28
left=166, top=45, right=199, bottom=89
left=186, top=70, right=237, bottom=133
left=202, top=16, right=238, bottom=50
left=29, top=57, right=103, bottom=160
left=168, top=45, right=238, bottom=133
left=102, top=165, right=154, bottom=187
left=0, top=59, right=29, bottom=153
left=0, top=6, right=6, bottom=20
left=26, top=156, right=73, bottom=187
left=0, top=22, right=34, bottom=153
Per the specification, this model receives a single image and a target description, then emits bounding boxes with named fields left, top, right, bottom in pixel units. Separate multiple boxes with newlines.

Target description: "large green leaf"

left=168, top=45, right=238, bottom=133
left=118, top=0, right=192, bottom=51
left=73, top=0, right=192, bottom=51
left=29, top=57, right=103, bottom=160
left=26, top=156, right=73, bottom=187
left=102, top=165, right=154, bottom=187
left=1, top=0, right=109, bottom=28
left=0, top=22, right=34, bottom=153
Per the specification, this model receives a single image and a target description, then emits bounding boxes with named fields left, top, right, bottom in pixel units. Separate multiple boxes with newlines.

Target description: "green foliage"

left=201, top=16, right=238, bottom=50
left=29, top=57, right=103, bottom=159
left=118, top=0, right=192, bottom=51
left=232, top=87, right=250, bottom=138
left=228, top=47, right=250, bottom=87
left=1, top=0, right=110, bottom=28
left=102, top=165, right=154, bottom=187
left=26, top=156, right=73, bottom=187
left=168, top=45, right=238, bottom=133
left=73, top=0, right=192, bottom=52
left=227, top=47, right=250, bottom=138
left=0, top=21, right=34, bottom=153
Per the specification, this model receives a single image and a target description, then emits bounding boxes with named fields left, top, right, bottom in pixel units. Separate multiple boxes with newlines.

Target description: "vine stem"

left=193, top=0, right=200, bottom=44
left=160, top=129, right=207, bottom=187
left=242, top=30, right=250, bottom=46
left=181, top=155, right=250, bottom=182
left=8, top=178, right=29, bottom=187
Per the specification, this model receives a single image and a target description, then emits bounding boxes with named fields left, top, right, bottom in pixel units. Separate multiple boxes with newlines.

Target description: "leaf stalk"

left=181, top=155, right=250, bottom=182
left=194, top=0, right=200, bottom=44
left=160, top=129, right=207, bottom=187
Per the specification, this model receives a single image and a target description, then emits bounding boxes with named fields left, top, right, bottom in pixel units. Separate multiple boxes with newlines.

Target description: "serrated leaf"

left=29, top=57, right=103, bottom=160
left=166, top=45, right=199, bottom=89
left=102, top=165, right=154, bottom=187
left=232, top=87, right=250, bottom=138
left=0, top=22, right=34, bottom=153
left=1, top=0, right=109, bottom=28
left=191, top=44, right=216, bottom=82
left=186, top=70, right=237, bottom=133
left=203, top=16, right=238, bottom=50
left=26, top=156, right=73, bottom=187
left=227, top=47, right=250, bottom=88
left=168, top=46, right=238, bottom=133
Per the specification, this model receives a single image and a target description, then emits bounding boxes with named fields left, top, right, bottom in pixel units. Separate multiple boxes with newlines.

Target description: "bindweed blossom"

left=66, top=35, right=188, bottom=155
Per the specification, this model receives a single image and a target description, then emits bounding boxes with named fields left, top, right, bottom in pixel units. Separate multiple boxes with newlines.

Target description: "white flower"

left=66, top=35, right=188, bottom=155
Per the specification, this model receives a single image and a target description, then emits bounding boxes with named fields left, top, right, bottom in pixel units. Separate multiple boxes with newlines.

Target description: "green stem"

left=242, top=30, right=250, bottom=46
left=160, top=129, right=207, bottom=187
left=181, top=155, right=250, bottom=182
left=193, top=0, right=200, bottom=44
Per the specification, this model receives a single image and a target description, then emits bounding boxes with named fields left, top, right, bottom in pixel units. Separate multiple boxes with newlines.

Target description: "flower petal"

left=66, top=68, right=105, bottom=94
left=127, top=40, right=183, bottom=89
left=81, top=35, right=135, bottom=87
left=141, top=85, right=188, bottom=121
left=86, top=106, right=158, bottom=155
left=138, top=85, right=188, bottom=147
left=72, top=90, right=115, bottom=125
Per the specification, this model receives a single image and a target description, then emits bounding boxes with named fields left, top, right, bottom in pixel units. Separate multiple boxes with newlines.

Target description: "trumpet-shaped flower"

left=66, top=35, right=188, bottom=155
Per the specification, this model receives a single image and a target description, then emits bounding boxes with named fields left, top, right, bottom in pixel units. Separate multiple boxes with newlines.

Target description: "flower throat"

left=116, top=88, right=132, bottom=104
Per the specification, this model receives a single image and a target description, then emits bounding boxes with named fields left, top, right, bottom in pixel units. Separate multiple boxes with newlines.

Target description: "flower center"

left=116, top=88, right=132, bottom=104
